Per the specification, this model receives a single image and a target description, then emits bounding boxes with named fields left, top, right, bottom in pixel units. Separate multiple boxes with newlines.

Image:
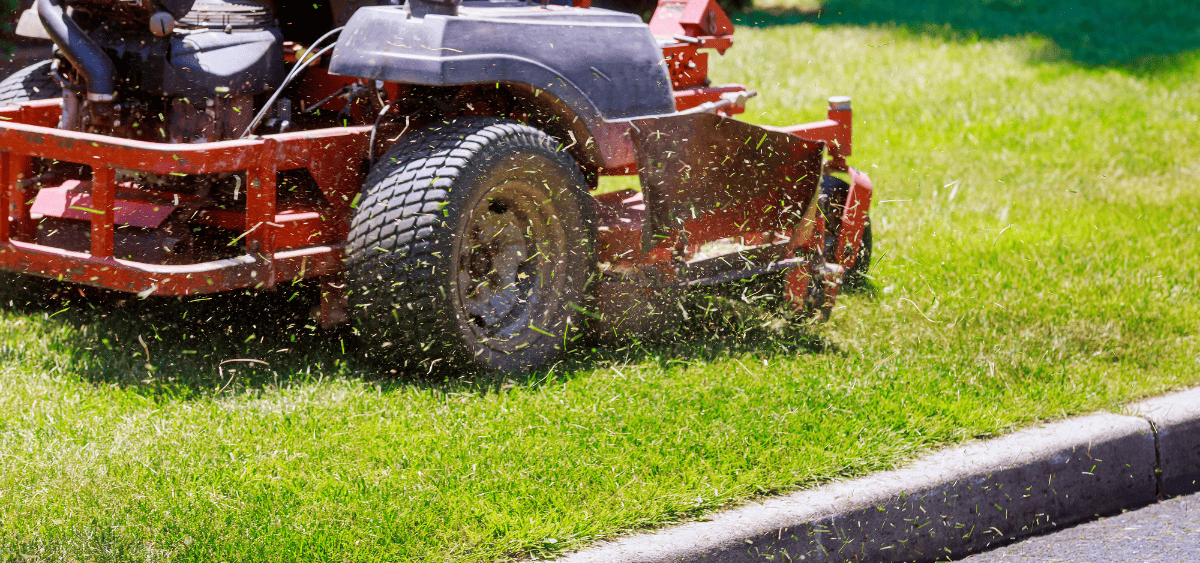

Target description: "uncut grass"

left=4, top=17, right=1200, bottom=563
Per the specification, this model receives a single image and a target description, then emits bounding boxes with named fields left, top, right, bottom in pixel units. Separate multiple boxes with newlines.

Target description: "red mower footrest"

left=31, top=181, right=176, bottom=228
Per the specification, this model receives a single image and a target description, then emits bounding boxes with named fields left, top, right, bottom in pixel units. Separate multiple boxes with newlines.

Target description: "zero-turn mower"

left=0, top=0, right=873, bottom=372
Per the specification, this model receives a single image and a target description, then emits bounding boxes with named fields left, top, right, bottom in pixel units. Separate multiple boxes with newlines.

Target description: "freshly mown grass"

left=4, top=4, right=1200, bottom=562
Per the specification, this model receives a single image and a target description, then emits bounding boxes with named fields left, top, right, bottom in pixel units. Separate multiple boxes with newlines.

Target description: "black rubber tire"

left=820, top=175, right=872, bottom=288
left=345, top=117, right=597, bottom=374
left=0, top=60, right=59, bottom=106
left=846, top=220, right=872, bottom=288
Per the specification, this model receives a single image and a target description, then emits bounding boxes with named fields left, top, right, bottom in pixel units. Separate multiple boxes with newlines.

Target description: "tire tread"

left=346, top=117, right=593, bottom=371
left=0, top=60, right=58, bottom=106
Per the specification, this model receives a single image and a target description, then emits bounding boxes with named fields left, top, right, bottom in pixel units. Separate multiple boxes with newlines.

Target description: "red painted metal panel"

left=0, top=101, right=373, bottom=294
left=662, top=44, right=711, bottom=90
left=0, top=124, right=264, bottom=174
left=767, top=102, right=853, bottom=167
left=650, top=0, right=734, bottom=39
left=631, top=111, right=825, bottom=255
left=246, top=163, right=278, bottom=287
left=272, top=208, right=340, bottom=249
left=672, top=84, right=748, bottom=113
left=0, top=99, right=61, bottom=128
left=31, top=181, right=177, bottom=228
left=0, top=240, right=342, bottom=295
left=89, top=166, right=115, bottom=258
left=0, top=151, right=9, bottom=243
left=836, top=167, right=873, bottom=270
left=595, top=189, right=646, bottom=263
left=191, top=206, right=339, bottom=250
left=0, top=106, right=369, bottom=177
left=274, top=127, right=371, bottom=220
left=6, top=154, right=34, bottom=241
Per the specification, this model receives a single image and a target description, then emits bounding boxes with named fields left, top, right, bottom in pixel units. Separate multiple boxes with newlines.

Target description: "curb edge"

left=555, top=387, right=1200, bottom=562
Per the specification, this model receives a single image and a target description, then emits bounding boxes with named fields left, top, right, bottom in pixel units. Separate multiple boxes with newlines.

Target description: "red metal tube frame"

left=765, top=96, right=853, bottom=170
left=0, top=100, right=369, bottom=296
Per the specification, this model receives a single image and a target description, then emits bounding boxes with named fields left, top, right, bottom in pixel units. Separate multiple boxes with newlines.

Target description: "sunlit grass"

left=2, top=14, right=1200, bottom=563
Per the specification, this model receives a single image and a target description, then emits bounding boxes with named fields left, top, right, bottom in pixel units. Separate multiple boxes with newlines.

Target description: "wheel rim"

left=456, top=176, right=568, bottom=346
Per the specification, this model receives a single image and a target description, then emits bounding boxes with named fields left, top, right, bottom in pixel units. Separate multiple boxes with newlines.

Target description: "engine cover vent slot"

left=180, top=0, right=275, bottom=30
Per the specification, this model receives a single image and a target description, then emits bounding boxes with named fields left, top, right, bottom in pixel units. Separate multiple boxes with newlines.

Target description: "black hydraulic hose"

left=38, top=0, right=117, bottom=102
left=368, top=101, right=398, bottom=166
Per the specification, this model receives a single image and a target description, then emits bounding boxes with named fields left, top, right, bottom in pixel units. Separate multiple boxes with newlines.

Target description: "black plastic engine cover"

left=167, top=29, right=283, bottom=97
left=158, top=0, right=197, bottom=18
left=328, top=2, right=677, bottom=121
left=92, top=26, right=284, bottom=98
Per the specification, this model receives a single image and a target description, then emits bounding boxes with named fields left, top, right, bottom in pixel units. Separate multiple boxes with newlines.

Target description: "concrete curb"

left=1129, top=387, right=1200, bottom=497
left=555, top=388, right=1200, bottom=563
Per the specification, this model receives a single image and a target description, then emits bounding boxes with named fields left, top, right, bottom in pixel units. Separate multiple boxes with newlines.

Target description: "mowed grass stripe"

left=2, top=14, right=1200, bottom=563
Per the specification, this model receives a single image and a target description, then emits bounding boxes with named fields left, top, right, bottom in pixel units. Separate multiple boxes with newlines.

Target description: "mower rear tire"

left=0, top=60, right=59, bottom=105
left=820, top=175, right=872, bottom=288
left=345, top=117, right=596, bottom=374
left=846, top=221, right=872, bottom=288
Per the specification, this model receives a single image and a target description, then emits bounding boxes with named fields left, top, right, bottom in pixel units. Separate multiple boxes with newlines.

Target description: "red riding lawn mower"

left=0, top=0, right=873, bottom=373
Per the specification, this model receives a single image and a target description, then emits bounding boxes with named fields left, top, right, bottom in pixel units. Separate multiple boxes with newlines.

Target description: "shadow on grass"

left=0, top=276, right=360, bottom=399
left=0, top=271, right=861, bottom=400
left=735, top=0, right=1200, bottom=70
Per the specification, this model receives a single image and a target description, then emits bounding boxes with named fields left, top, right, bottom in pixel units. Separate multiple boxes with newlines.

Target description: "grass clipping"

left=3, top=5, right=1200, bottom=563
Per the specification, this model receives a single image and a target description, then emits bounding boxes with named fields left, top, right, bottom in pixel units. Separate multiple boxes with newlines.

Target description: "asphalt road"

left=960, top=491, right=1200, bottom=562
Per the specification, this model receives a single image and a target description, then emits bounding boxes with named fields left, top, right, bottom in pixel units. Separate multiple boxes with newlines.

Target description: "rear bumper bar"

left=0, top=99, right=368, bottom=295
left=0, top=240, right=343, bottom=295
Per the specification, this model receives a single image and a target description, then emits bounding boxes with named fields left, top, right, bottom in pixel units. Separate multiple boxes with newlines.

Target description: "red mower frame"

left=0, top=0, right=873, bottom=335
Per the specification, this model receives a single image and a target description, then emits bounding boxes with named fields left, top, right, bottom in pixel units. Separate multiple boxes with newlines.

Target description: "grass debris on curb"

left=558, top=387, right=1200, bottom=562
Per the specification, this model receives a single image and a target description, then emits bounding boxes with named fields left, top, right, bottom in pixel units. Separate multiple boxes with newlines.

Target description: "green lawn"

left=4, top=3, right=1200, bottom=562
